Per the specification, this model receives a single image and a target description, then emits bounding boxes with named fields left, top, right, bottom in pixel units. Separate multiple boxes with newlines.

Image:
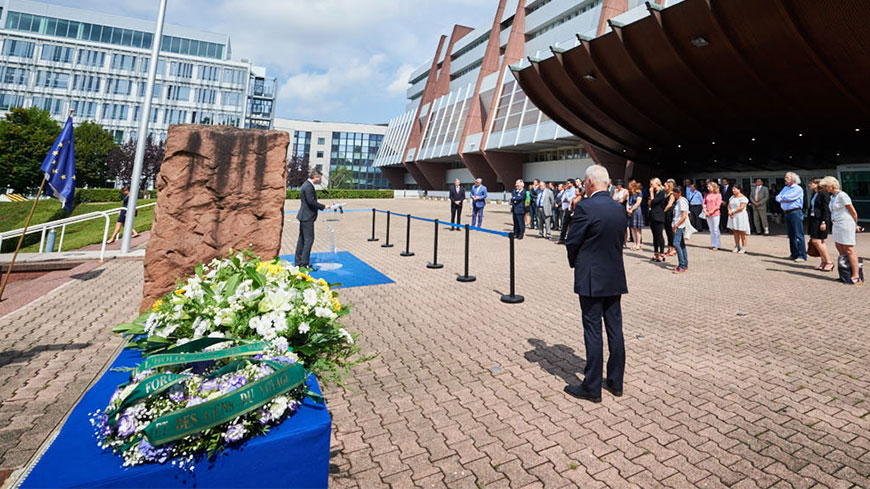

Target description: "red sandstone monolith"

left=140, top=125, right=288, bottom=311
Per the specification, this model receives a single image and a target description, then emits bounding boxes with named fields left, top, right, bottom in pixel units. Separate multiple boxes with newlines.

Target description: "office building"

left=274, top=118, right=390, bottom=190
left=0, top=0, right=276, bottom=142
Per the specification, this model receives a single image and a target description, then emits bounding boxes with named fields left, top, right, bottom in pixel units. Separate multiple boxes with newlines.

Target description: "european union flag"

left=40, top=116, right=76, bottom=212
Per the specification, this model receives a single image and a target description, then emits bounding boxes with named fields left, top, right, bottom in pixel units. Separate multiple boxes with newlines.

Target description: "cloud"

left=387, top=64, right=416, bottom=96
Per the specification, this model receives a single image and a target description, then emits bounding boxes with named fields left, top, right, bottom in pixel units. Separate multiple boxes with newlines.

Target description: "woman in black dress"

left=807, top=178, right=833, bottom=271
left=648, top=178, right=667, bottom=262
left=663, top=179, right=677, bottom=256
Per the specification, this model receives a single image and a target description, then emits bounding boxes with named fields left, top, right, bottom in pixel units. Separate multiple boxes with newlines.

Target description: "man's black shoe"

left=556, top=240, right=566, bottom=245
left=563, top=385, right=601, bottom=403
left=603, top=381, right=623, bottom=397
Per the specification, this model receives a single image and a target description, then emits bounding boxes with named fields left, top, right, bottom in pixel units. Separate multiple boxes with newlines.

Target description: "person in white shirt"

left=820, top=176, right=862, bottom=285
left=671, top=186, right=690, bottom=273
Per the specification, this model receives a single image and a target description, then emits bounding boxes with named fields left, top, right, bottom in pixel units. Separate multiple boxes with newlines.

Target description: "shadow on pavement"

left=525, top=338, right=586, bottom=385
left=0, top=343, right=92, bottom=368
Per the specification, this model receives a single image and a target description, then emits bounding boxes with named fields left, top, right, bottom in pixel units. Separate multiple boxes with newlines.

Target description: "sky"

left=38, top=0, right=498, bottom=125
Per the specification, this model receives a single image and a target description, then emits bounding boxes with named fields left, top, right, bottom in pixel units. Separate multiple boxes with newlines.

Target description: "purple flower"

left=219, top=375, right=248, bottom=394
left=269, top=355, right=295, bottom=364
left=190, top=361, right=214, bottom=375
left=117, top=414, right=136, bottom=438
left=97, top=414, right=114, bottom=436
left=257, top=407, right=273, bottom=425
left=168, top=388, right=186, bottom=403
left=186, top=397, right=206, bottom=407
left=138, top=438, right=174, bottom=463
left=132, top=369, right=154, bottom=383
left=199, top=379, right=218, bottom=392
left=254, top=364, right=273, bottom=380
left=287, top=400, right=300, bottom=415
left=223, top=423, right=246, bottom=443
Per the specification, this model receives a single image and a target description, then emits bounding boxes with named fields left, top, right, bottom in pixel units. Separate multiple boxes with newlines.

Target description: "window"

left=2, top=39, right=35, bottom=58
left=1, top=67, right=30, bottom=85
left=32, top=97, right=64, bottom=115
left=0, top=92, right=25, bottom=110
left=102, top=103, right=129, bottom=120
left=72, top=74, right=101, bottom=92
left=133, top=106, right=159, bottom=123
left=317, top=137, right=326, bottom=145
left=222, top=68, right=244, bottom=85
left=164, top=109, right=188, bottom=124
left=41, top=44, right=74, bottom=63
left=110, top=54, right=137, bottom=71
left=216, top=114, right=240, bottom=127
left=247, top=98, right=272, bottom=116
left=168, top=61, right=193, bottom=78
left=194, top=88, right=217, bottom=104
left=222, top=91, right=242, bottom=107
left=105, top=78, right=132, bottom=95
left=316, top=151, right=324, bottom=158
left=70, top=100, right=98, bottom=118
left=160, top=36, right=224, bottom=60
left=76, top=49, right=105, bottom=67
left=192, top=111, right=214, bottom=124
left=138, top=82, right=162, bottom=99
left=167, top=85, right=191, bottom=101
left=198, top=65, right=220, bottom=81
left=35, top=71, right=69, bottom=89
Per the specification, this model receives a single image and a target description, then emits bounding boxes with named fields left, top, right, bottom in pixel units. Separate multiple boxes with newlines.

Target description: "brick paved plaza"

left=1, top=198, right=868, bottom=488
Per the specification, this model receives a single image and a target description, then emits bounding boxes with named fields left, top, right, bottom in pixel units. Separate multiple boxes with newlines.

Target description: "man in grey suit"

left=535, top=180, right=555, bottom=238
left=295, top=169, right=331, bottom=269
left=751, top=179, right=770, bottom=235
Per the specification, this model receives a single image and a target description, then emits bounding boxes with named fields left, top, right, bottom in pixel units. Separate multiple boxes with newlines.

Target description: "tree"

left=107, top=135, right=165, bottom=188
left=0, top=107, right=61, bottom=193
left=74, top=121, right=117, bottom=188
left=286, top=155, right=309, bottom=188
left=327, top=166, right=353, bottom=190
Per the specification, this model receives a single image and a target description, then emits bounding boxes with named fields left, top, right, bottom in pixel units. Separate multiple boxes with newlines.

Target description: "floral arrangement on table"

left=97, top=250, right=366, bottom=468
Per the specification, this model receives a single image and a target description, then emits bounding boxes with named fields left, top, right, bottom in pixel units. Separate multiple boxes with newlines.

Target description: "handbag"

left=807, top=243, right=819, bottom=257
left=684, top=219, right=697, bottom=240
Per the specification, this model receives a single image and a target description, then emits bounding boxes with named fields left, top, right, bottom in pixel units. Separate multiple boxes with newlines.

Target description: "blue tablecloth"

left=21, top=349, right=331, bottom=488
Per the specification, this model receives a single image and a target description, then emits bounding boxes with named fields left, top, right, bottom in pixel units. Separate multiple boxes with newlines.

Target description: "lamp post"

left=121, top=0, right=167, bottom=253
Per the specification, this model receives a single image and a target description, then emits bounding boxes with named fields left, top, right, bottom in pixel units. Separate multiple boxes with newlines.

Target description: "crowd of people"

left=446, top=171, right=864, bottom=284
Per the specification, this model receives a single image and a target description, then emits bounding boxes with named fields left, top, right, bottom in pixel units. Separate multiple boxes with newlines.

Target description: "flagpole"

left=121, top=0, right=167, bottom=254
left=0, top=177, right=48, bottom=302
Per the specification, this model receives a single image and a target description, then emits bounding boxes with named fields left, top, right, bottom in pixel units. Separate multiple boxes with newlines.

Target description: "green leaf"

left=132, top=311, right=152, bottom=325
left=244, top=268, right=266, bottom=288
left=223, top=274, right=242, bottom=299
left=195, top=263, right=204, bottom=279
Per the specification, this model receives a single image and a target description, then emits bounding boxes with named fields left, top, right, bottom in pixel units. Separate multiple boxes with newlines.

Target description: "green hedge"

left=286, top=189, right=393, bottom=200
left=74, top=188, right=157, bottom=203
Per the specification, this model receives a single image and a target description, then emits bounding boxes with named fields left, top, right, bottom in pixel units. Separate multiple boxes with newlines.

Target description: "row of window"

left=4, top=11, right=226, bottom=60
left=526, top=0, right=602, bottom=41
left=1, top=40, right=247, bottom=84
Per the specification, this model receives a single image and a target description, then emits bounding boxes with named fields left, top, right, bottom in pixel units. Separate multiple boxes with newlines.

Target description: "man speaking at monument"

left=564, top=165, right=628, bottom=403
left=295, top=169, right=331, bottom=269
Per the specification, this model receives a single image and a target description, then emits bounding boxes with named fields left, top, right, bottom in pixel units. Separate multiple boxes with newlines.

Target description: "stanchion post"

left=400, top=214, right=415, bottom=257
left=457, top=224, right=476, bottom=282
left=367, top=208, right=379, bottom=242
left=500, top=232, right=524, bottom=304
left=381, top=210, right=394, bottom=248
left=427, top=219, right=444, bottom=269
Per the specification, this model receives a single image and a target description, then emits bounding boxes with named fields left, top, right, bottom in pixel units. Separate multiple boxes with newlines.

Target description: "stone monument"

left=141, top=125, right=288, bottom=311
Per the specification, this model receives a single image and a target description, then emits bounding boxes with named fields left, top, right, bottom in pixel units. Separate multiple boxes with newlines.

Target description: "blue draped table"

left=21, top=348, right=331, bottom=488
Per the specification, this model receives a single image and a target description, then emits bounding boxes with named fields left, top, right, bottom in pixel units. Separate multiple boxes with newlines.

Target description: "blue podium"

left=21, top=349, right=331, bottom=488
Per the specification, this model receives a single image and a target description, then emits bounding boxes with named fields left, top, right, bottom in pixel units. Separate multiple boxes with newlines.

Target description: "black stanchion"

left=457, top=224, right=476, bottom=282
left=381, top=211, right=394, bottom=248
left=427, top=219, right=444, bottom=269
left=400, top=214, right=415, bottom=257
left=500, top=232, right=524, bottom=304
left=367, top=208, right=379, bottom=242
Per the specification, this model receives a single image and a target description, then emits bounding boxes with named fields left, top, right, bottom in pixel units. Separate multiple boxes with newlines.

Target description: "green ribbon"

left=143, top=362, right=307, bottom=446
left=162, top=337, right=236, bottom=354
left=106, top=373, right=190, bottom=421
left=134, top=342, right=269, bottom=374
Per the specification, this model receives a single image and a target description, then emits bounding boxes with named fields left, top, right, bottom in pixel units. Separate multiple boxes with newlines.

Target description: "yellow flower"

left=152, top=299, right=164, bottom=311
left=316, top=278, right=327, bottom=287
left=174, top=289, right=186, bottom=296
left=256, top=262, right=282, bottom=276
left=332, top=298, right=341, bottom=312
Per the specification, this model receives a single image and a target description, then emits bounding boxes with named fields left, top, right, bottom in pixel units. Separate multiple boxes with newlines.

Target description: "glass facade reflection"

left=330, top=132, right=388, bottom=189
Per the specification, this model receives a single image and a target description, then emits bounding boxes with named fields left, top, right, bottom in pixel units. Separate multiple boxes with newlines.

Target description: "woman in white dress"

left=727, top=185, right=750, bottom=253
left=820, top=176, right=862, bottom=284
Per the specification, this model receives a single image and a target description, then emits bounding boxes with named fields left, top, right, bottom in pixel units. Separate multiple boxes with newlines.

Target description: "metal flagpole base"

left=500, top=294, right=525, bottom=304
left=457, top=275, right=476, bottom=282
left=381, top=243, right=394, bottom=248
left=427, top=262, right=443, bottom=269
left=368, top=238, right=380, bottom=242
left=400, top=251, right=415, bottom=257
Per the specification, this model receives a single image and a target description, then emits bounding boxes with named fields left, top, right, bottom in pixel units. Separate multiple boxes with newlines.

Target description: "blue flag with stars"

left=40, top=116, right=76, bottom=212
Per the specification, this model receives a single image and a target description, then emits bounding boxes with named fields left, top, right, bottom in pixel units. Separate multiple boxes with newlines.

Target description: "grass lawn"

left=0, top=199, right=156, bottom=253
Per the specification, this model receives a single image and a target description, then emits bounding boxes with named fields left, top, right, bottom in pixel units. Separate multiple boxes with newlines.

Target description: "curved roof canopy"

left=511, top=0, right=870, bottom=172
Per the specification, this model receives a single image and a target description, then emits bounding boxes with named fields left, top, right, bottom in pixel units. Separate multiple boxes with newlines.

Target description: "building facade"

left=0, top=0, right=276, bottom=142
left=274, top=118, right=390, bottom=190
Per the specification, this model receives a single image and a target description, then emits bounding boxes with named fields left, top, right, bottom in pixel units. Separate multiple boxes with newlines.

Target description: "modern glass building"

left=0, top=0, right=276, bottom=141
left=275, top=118, right=390, bottom=190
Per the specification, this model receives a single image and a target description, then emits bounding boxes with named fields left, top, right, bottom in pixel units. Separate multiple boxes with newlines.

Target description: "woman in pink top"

left=703, top=182, right=722, bottom=250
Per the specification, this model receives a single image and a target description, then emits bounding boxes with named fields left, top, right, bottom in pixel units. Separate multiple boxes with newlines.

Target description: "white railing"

left=0, top=202, right=156, bottom=261
left=392, top=189, right=510, bottom=203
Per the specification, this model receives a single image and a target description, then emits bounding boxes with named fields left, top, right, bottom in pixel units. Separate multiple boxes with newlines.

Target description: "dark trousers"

left=689, top=204, right=704, bottom=231
left=450, top=203, right=462, bottom=226
left=553, top=208, right=562, bottom=230
left=650, top=220, right=666, bottom=254
left=295, top=220, right=315, bottom=267
left=785, top=211, right=807, bottom=259
left=472, top=206, right=484, bottom=227
left=559, top=209, right=572, bottom=241
left=529, top=202, right=538, bottom=228
left=579, top=295, right=625, bottom=395
left=512, top=212, right=525, bottom=238
left=720, top=206, right=729, bottom=232
left=665, top=210, right=675, bottom=248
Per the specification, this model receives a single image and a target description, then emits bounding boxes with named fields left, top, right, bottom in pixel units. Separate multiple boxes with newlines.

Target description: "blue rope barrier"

left=291, top=207, right=511, bottom=237
left=284, top=208, right=372, bottom=214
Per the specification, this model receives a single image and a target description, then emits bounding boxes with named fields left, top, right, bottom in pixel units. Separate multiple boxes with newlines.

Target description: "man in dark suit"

left=295, top=169, right=331, bottom=268
left=448, top=178, right=465, bottom=231
left=720, top=178, right=733, bottom=233
left=564, top=165, right=628, bottom=403
left=510, top=179, right=526, bottom=239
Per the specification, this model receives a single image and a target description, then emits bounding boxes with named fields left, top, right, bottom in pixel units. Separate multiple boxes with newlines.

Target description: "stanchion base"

left=426, top=263, right=444, bottom=269
left=381, top=243, right=394, bottom=248
left=457, top=275, right=476, bottom=282
left=400, top=252, right=415, bottom=257
left=500, top=294, right=525, bottom=304
left=367, top=238, right=380, bottom=242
